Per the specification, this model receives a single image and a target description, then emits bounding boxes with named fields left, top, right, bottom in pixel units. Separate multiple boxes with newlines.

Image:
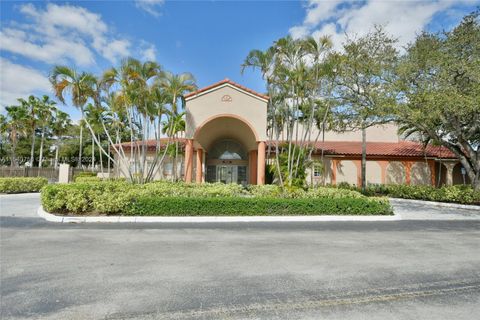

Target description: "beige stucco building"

left=118, top=79, right=469, bottom=187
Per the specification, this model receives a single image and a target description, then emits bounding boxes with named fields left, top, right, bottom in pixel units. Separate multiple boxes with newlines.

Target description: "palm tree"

left=3, top=105, right=29, bottom=167
left=17, top=96, right=40, bottom=167
left=50, top=66, right=96, bottom=167
left=36, top=95, right=56, bottom=168
left=155, top=72, right=196, bottom=181
left=162, top=111, right=186, bottom=181
left=156, top=72, right=196, bottom=117
left=101, top=58, right=162, bottom=182
left=52, top=109, right=71, bottom=169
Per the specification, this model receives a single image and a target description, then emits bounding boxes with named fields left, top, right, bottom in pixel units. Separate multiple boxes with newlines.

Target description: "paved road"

left=1, top=194, right=480, bottom=319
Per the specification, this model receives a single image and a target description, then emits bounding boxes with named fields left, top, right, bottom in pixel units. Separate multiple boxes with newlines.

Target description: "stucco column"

left=444, top=162, right=456, bottom=186
left=428, top=160, right=436, bottom=186
left=184, top=139, right=194, bottom=183
left=403, top=161, right=412, bottom=185
left=257, top=141, right=266, bottom=185
left=195, top=149, right=203, bottom=183
left=249, top=150, right=258, bottom=185
left=377, top=160, right=389, bottom=184
left=331, top=159, right=338, bottom=185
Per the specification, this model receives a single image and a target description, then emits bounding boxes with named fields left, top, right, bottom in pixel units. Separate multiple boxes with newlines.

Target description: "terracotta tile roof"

left=308, top=141, right=457, bottom=158
left=117, top=139, right=456, bottom=159
left=184, top=78, right=269, bottom=101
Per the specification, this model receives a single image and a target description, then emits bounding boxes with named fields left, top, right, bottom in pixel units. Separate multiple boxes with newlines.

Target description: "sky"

left=1, top=0, right=478, bottom=120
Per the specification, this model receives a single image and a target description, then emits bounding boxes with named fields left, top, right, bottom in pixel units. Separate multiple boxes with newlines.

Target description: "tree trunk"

left=38, top=127, right=45, bottom=168
left=98, top=134, right=103, bottom=174
left=54, top=144, right=59, bottom=169
left=78, top=124, right=83, bottom=168
left=30, top=130, right=36, bottom=167
left=361, top=127, right=367, bottom=193
left=91, top=136, right=95, bottom=172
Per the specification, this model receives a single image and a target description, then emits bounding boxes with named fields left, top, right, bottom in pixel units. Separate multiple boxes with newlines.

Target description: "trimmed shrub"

left=248, top=184, right=365, bottom=199
left=73, top=172, right=97, bottom=180
left=40, top=180, right=392, bottom=215
left=0, top=177, right=48, bottom=193
left=74, top=176, right=101, bottom=183
left=366, top=184, right=480, bottom=205
left=126, top=196, right=393, bottom=216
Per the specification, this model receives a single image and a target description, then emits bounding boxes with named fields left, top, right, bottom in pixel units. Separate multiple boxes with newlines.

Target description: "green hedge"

left=367, top=184, right=480, bottom=205
left=126, top=196, right=392, bottom=216
left=0, top=177, right=48, bottom=193
left=74, top=176, right=101, bottom=183
left=73, top=172, right=97, bottom=179
left=40, top=181, right=392, bottom=215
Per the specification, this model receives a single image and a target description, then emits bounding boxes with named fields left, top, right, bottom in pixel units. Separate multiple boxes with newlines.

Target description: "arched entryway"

left=205, top=139, right=249, bottom=185
left=184, top=115, right=266, bottom=185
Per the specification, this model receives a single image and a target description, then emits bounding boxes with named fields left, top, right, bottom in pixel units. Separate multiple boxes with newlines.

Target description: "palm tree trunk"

left=91, top=135, right=95, bottom=172
left=38, top=126, right=45, bottom=168
left=30, top=130, right=36, bottom=167
left=54, top=144, right=60, bottom=169
left=78, top=124, right=83, bottom=168
left=98, top=134, right=103, bottom=173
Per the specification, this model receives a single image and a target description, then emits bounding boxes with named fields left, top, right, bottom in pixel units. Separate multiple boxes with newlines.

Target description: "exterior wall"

left=366, top=161, right=382, bottom=184
left=386, top=161, right=406, bottom=185
left=307, top=157, right=333, bottom=186
left=410, top=162, right=431, bottom=185
left=336, top=160, right=359, bottom=186
left=114, top=152, right=184, bottom=180
left=288, top=123, right=401, bottom=142
left=185, top=85, right=268, bottom=142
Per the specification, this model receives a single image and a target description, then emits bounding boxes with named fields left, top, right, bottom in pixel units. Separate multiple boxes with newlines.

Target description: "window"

left=314, top=165, right=322, bottom=177
left=164, top=163, right=173, bottom=175
left=208, top=139, right=246, bottom=160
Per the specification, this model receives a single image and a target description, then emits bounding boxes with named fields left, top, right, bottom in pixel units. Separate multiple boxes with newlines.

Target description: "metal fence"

left=0, top=167, right=60, bottom=182
left=0, top=167, right=114, bottom=182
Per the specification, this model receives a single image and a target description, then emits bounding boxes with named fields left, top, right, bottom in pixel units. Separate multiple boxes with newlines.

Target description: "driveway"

left=1, top=193, right=480, bottom=319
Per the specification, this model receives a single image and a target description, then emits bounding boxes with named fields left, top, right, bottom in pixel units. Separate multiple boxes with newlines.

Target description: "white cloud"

left=140, top=43, right=157, bottom=61
left=0, top=58, right=51, bottom=107
left=1, top=3, right=154, bottom=66
left=290, top=0, right=473, bottom=50
left=135, top=0, right=165, bottom=17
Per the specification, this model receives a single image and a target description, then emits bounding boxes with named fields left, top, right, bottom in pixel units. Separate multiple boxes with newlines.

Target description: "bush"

left=41, top=180, right=392, bottom=215
left=74, top=176, right=101, bottom=183
left=73, top=172, right=97, bottom=179
left=248, top=184, right=365, bottom=199
left=126, top=196, right=393, bottom=216
left=0, top=177, right=48, bottom=193
left=365, top=184, right=480, bottom=205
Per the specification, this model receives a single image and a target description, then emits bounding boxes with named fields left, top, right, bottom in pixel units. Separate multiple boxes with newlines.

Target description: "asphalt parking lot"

left=1, top=193, right=479, bottom=319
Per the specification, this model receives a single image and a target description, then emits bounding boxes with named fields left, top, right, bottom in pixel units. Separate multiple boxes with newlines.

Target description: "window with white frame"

left=313, top=165, right=322, bottom=177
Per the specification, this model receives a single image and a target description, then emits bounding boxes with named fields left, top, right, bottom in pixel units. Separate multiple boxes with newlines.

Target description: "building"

left=117, top=79, right=469, bottom=187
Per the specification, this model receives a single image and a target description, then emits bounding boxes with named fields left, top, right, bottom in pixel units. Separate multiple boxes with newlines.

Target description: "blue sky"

left=1, top=0, right=478, bottom=120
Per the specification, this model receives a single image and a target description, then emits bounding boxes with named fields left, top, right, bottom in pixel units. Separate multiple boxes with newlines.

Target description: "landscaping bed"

left=40, top=181, right=393, bottom=216
left=335, top=184, right=480, bottom=205
left=0, top=177, right=48, bottom=193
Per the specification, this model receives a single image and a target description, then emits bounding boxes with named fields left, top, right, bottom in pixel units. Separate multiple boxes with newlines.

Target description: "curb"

left=37, top=206, right=401, bottom=223
left=389, top=198, right=480, bottom=211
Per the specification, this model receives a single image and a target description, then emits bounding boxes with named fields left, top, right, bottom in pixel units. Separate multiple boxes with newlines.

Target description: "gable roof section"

left=185, top=78, right=269, bottom=102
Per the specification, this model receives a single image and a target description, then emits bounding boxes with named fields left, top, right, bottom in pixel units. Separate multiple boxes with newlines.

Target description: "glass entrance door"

left=217, top=165, right=237, bottom=184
